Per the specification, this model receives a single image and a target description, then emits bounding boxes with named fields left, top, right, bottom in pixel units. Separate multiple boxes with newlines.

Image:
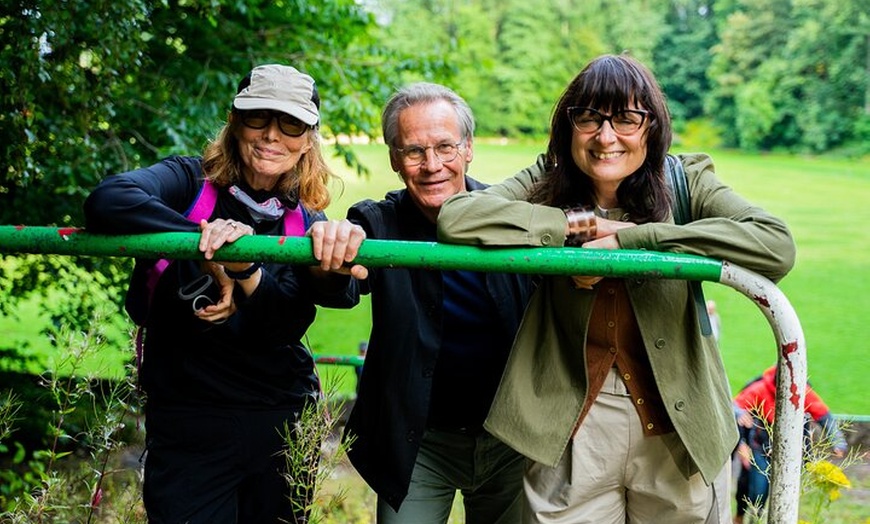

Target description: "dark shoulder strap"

left=665, top=154, right=713, bottom=337
left=666, top=154, right=690, bottom=225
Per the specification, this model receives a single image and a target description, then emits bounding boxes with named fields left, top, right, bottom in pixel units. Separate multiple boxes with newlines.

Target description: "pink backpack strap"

left=282, top=204, right=306, bottom=236
left=191, top=179, right=304, bottom=235
left=186, top=179, right=218, bottom=224
left=137, top=180, right=217, bottom=369
left=136, top=184, right=306, bottom=373
left=145, top=180, right=216, bottom=304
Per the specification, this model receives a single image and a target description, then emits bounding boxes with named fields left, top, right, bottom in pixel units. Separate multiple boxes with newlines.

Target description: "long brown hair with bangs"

left=200, top=111, right=335, bottom=212
left=530, top=54, right=673, bottom=224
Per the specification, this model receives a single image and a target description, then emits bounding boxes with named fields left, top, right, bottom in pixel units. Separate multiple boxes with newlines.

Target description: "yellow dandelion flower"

left=805, top=459, right=852, bottom=489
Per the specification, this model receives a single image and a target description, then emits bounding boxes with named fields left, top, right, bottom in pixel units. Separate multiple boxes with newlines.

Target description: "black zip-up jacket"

left=84, top=155, right=358, bottom=409
left=343, top=177, right=532, bottom=511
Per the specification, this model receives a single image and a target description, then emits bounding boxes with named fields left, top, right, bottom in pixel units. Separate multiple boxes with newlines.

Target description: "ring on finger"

left=229, top=222, right=238, bottom=229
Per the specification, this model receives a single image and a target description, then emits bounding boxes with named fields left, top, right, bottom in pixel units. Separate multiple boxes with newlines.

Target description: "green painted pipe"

left=0, top=226, right=723, bottom=281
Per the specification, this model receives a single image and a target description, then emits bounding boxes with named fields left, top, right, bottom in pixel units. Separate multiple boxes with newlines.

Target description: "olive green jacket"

left=436, top=153, right=796, bottom=484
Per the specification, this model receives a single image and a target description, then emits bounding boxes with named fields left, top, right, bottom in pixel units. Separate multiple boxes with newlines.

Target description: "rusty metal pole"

left=0, top=226, right=806, bottom=523
left=720, top=262, right=806, bottom=523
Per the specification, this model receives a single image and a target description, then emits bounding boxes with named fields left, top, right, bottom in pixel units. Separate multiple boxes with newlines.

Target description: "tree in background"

left=0, top=0, right=154, bottom=351
left=372, top=0, right=868, bottom=152
left=707, top=0, right=870, bottom=152
left=374, top=0, right=672, bottom=137
left=654, top=0, right=718, bottom=125
left=1, top=0, right=436, bottom=227
left=0, top=0, right=151, bottom=227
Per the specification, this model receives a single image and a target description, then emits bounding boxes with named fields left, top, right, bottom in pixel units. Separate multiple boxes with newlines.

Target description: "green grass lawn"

left=2, top=142, right=868, bottom=415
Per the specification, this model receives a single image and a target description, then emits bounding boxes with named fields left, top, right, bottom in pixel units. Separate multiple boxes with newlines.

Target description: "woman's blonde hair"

left=200, top=111, right=336, bottom=211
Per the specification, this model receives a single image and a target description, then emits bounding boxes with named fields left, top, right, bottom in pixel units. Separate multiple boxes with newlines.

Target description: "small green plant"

left=0, top=391, right=21, bottom=445
left=0, top=311, right=144, bottom=524
left=281, top=382, right=356, bottom=524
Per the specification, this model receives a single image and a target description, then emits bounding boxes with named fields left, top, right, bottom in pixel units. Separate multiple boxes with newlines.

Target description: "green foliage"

left=655, top=0, right=718, bottom=122
left=0, top=254, right=131, bottom=370
left=707, top=0, right=870, bottom=152
left=373, top=0, right=868, bottom=152
left=842, top=114, right=870, bottom=156
left=0, top=316, right=143, bottom=523
left=374, top=0, right=664, bottom=137
left=734, top=68, right=779, bottom=151
left=0, top=0, right=152, bottom=227
left=676, top=117, right=723, bottom=150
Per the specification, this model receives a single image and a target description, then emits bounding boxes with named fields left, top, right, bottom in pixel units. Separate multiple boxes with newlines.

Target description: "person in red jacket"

left=732, top=365, right=846, bottom=523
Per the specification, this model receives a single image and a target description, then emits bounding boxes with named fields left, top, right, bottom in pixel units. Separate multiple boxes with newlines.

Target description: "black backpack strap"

left=665, top=154, right=713, bottom=337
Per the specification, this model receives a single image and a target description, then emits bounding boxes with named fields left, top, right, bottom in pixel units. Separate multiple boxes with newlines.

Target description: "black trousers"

left=143, top=405, right=312, bottom=524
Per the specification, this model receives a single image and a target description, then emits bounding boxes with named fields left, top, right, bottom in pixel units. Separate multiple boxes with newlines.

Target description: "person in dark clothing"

left=309, top=82, right=532, bottom=523
left=84, top=64, right=364, bottom=524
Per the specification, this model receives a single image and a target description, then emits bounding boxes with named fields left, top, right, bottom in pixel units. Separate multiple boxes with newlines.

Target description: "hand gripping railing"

left=0, top=225, right=806, bottom=523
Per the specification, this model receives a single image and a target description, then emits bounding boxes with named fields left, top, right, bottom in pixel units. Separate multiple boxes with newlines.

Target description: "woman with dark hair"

left=84, top=64, right=364, bottom=523
left=437, top=54, right=796, bottom=523
left=531, top=54, right=673, bottom=221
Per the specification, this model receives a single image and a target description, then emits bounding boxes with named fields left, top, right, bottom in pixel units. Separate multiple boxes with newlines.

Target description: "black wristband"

left=225, top=262, right=262, bottom=280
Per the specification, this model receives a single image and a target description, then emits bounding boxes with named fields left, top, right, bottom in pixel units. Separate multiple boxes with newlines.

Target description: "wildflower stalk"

left=282, top=380, right=356, bottom=524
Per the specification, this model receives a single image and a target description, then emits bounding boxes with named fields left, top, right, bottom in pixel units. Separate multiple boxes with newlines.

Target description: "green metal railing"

left=0, top=225, right=723, bottom=279
left=0, top=225, right=807, bottom=523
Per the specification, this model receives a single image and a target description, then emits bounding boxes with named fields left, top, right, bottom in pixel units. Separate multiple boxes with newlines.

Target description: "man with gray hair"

left=310, top=82, right=530, bottom=522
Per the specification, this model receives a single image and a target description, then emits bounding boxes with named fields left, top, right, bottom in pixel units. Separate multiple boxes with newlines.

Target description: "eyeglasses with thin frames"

left=567, top=107, right=650, bottom=135
left=393, top=141, right=465, bottom=166
left=238, top=109, right=310, bottom=137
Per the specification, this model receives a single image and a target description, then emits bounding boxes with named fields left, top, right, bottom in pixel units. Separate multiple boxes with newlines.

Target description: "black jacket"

left=84, top=155, right=358, bottom=409
left=343, top=177, right=532, bottom=510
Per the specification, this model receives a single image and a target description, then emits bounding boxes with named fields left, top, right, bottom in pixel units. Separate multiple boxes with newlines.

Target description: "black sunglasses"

left=238, top=109, right=310, bottom=137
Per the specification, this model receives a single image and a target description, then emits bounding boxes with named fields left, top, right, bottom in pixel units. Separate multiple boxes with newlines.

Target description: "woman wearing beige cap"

left=84, top=64, right=365, bottom=523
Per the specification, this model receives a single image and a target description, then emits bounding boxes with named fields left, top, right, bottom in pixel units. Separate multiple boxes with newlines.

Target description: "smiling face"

left=570, top=104, right=650, bottom=208
left=234, top=112, right=312, bottom=191
left=390, top=100, right=474, bottom=223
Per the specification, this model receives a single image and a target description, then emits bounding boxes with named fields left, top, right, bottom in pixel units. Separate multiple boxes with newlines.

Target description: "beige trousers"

left=524, top=368, right=730, bottom=524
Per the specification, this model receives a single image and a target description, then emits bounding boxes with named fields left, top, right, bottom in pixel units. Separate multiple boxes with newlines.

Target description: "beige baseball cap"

left=233, top=64, right=320, bottom=126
